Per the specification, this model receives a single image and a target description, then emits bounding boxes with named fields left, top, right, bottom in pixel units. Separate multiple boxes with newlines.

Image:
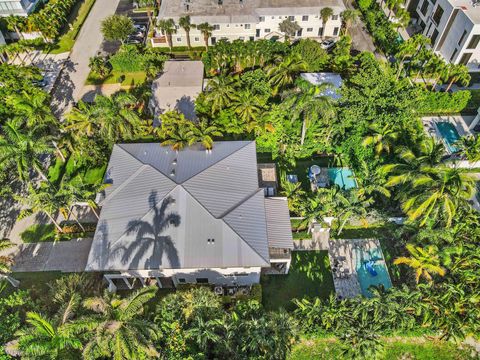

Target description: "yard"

left=48, top=156, right=106, bottom=186
left=261, top=251, right=334, bottom=311
left=85, top=70, right=147, bottom=86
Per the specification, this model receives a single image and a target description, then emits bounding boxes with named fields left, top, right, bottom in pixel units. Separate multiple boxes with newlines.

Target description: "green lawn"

left=289, top=337, right=475, bottom=360
left=261, top=251, right=334, bottom=311
left=48, top=156, right=106, bottom=186
left=49, top=0, right=97, bottom=54
left=85, top=71, right=147, bottom=86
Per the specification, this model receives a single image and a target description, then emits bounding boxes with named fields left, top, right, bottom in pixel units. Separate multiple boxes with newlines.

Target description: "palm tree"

left=186, top=316, right=220, bottom=354
left=445, top=64, right=471, bottom=91
left=8, top=90, right=57, bottom=128
left=64, top=101, right=99, bottom=138
left=340, top=9, right=359, bottom=35
left=231, top=89, right=264, bottom=127
left=179, top=15, right=195, bottom=50
left=456, top=135, right=480, bottom=163
left=204, top=75, right=238, bottom=114
left=157, top=18, right=176, bottom=51
left=394, top=244, right=446, bottom=283
left=82, top=286, right=159, bottom=359
left=188, top=120, right=223, bottom=150
left=197, top=22, right=214, bottom=49
left=319, top=7, right=334, bottom=37
left=0, top=119, right=53, bottom=182
left=15, top=310, right=87, bottom=360
left=362, top=123, right=399, bottom=157
left=396, top=34, right=430, bottom=79
left=278, top=19, right=301, bottom=43
left=267, top=54, right=307, bottom=95
left=88, top=56, right=110, bottom=78
left=160, top=114, right=195, bottom=151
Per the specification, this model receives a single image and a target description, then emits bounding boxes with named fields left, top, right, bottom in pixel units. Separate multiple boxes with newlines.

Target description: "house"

left=85, top=141, right=294, bottom=292
left=0, top=0, right=41, bottom=16
left=150, top=60, right=204, bottom=122
left=152, top=0, right=345, bottom=47
left=406, top=0, right=480, bottom=71
left=301, top=72, right=343, bottom=99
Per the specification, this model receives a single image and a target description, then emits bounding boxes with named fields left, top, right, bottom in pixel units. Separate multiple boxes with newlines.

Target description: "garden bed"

left=261, top=251, right=334, bottom=311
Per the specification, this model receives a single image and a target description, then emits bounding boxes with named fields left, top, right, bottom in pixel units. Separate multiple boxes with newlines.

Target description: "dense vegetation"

left=0, top=26, right=479, bottom=359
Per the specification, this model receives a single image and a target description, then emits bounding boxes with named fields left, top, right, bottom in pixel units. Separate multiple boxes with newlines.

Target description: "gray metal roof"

left=264, top=197, right=294, bottom=249
left=86, top=141, right=274, bottom=271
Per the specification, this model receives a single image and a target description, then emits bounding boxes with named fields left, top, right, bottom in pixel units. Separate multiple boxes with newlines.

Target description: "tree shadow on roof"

left=120, top=191, right=181, bottom=269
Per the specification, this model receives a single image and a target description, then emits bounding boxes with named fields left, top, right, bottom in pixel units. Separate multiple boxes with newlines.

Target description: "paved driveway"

left=343, top=0, right=378, bottom=55
left=50, top=0, right=120, bottom=116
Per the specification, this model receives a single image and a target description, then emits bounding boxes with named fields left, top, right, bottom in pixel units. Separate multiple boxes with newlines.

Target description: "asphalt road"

left=50, top=0, right=120, bottom=117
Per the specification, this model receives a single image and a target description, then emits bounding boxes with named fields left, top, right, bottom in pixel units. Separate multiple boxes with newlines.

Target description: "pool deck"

left=327, top=238, right=385, bottom=299
left=422, top=115, right=475, bottom=153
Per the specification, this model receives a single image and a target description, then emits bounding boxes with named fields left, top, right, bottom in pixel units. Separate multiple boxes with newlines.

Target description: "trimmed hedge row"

left=416, top=90, right=472, bottom=115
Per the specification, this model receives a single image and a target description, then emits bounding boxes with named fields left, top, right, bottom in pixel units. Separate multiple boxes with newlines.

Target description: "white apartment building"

left=407, top=0, right=480, bottom=71
left=152, top=0, right=345, bottom=47
left=0, top=0, right=42, bottom=16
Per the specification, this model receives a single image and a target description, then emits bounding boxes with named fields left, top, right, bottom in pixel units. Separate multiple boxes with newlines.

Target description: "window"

left=265, top=28, right=271, bottom=33
left=176, top=37, right=181, bottom=42
left=296, top=28, right=303, bottom=36
left=256, top=29, right=260, bottom=37
left=332, top=14, right=339, bottom=20
left=420, top=0, right=428, bottom=16
left=259, top=16, right=265, bottom=22
left=213, top=24, right=220, bottom=30
left=467, top=35, right=480, bottom=49
left=194, top=37, right=199, bottom=41
left=302, top=15, right=309, bottom=21
left=177, top=278, right=186, bottom=283
left=239, top=36, right=245, bottom=40
left=333, top=27, right=339, bottom=36
left=318, top=27, right=324, bottom=36
left=245, top=23, right=251, bottom=29
left=450, top=48, right=458, bottom=62
left=430, top=28, right=439, bottom=45
left=196, top=278, right=209, bottom=284
left=307, top=27, right=313, bottom=32
left=458, top=30, right=467, bottom=46
left=432, top=6, right=444, bottom=25
left=459, top=52, right=472, bottom=65
left=288, top=16, right=295, bottom=21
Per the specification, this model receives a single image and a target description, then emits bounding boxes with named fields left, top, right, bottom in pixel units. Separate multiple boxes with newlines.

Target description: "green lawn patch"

left=261, top=251, right=334, bottom=311
left=288, top=337, right=474, bottom=360
left=85, top=71, right=147, bottom=86
left=49, top=0, right=97, bottom=54
left=20, top=224, right=56, bottom=243
left=48, top=157, right=106, bottom=186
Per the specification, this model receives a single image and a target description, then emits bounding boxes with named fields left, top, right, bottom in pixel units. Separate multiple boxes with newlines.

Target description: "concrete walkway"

left=50, top=0, right=120, bottom=116
left=12, top=238, right=93, bottom=272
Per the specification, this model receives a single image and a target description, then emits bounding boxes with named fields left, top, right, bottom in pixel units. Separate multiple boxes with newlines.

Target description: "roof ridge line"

left=109, top=185, right=181, bottom=249
left=179, top=185, right=270, bottom=265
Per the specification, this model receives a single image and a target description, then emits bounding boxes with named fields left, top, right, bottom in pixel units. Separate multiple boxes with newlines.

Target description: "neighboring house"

left=150, top=60, right=204, bottom=122
left=301, top=72, right=343, bottom=99
left=406, top=0, right=480, bottom=72
left=152, top=0, right=345, bottom=47
left=0, top=0, right=41, bottom=16
left=85, top=141, right=294, bottom=292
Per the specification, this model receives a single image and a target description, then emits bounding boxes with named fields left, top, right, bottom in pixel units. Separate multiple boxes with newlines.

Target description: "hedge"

left=416, top=90, right=471, bottom=115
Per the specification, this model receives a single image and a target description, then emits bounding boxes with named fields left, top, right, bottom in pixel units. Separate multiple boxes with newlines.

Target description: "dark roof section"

left=264, top=197, right=294, bottom=249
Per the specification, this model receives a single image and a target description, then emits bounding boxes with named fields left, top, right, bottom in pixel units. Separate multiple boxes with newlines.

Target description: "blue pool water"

left=328, top=168, right=357, bottom=190
left=354, top=246, right=392, bottom=298
left=436, top=122, right=460, bottom=153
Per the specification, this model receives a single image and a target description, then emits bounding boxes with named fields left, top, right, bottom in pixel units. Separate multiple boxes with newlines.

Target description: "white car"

left=321, top=39, right=336, bottom=50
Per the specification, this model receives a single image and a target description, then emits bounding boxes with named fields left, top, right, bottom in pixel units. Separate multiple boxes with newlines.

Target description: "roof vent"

left=172, top=158, right=177, bottom=165
left=170, top=169, right=175, bottom=177
left=207, top=238, right=216, bottom=244
left=143, top=151, right=147, bottom=156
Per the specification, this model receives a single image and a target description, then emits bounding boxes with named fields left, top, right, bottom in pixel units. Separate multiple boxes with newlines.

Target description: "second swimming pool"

left=436, top=122, right=460, bottom=153
left=354, top=245, right=392, bottom=298
left=328, top=168, right=357, bottom=190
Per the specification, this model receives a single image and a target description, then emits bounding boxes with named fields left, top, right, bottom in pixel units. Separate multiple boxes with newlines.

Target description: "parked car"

left=321, top=39, right=336, bottom=50
left=131, top=30, right=145, bottom=38
left=134, top=24, right=147, bottom=33
left=126, top=36, right=143, bottom=44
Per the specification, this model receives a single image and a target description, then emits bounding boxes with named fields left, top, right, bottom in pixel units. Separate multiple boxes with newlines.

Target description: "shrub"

left=416, top=90, right=471, bottom=115
left=359, top=2, right=399, bottom=55
left=292, top=39, right=329, bottom=72
left=109, top=45, right=146, bottom=72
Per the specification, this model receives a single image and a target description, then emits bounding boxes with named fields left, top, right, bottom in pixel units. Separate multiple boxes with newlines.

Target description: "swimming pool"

left=328, top=168, right=357, bottom=190
left=436, top=122, right=460, bottom=153
left=354, top=245, right=392, bottom=297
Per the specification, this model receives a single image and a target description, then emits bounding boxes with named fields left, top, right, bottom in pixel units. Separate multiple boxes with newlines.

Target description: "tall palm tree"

left=278, top=19, right=301, bottom=43
left=231, top=89, right=264, bottom=127
left=188, top=120, right=223, bottom=150
left=445, top=64, right=471, bottom=91
left=394, top=244, right=446, bottom=283
left=205, top=75, right=238, bottom=114
left=362, top=123, right=399, bottom=157
left=179, top=15, right=195, bottom=50
left=340, top=9, right=359, bottom=35
left=64, top=101, right=99, bottom=138
left=0, top=119, right=53, bottom=182
left=456, top=135, right=480, bottom=163
left=160, top=116, right=195, bottom=151
left=197, top=22, right=214, bottom=49
left=8, top=90, right=57, bottom=128
left=82, top=286, right=159, bottom=359
left=396, top=34, right=430, bottom=79
left=319, top=7, right=333, bottom=37
left=267, top=54, right=307, bottom=95
left=157, top=18, right=176, bottom=51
